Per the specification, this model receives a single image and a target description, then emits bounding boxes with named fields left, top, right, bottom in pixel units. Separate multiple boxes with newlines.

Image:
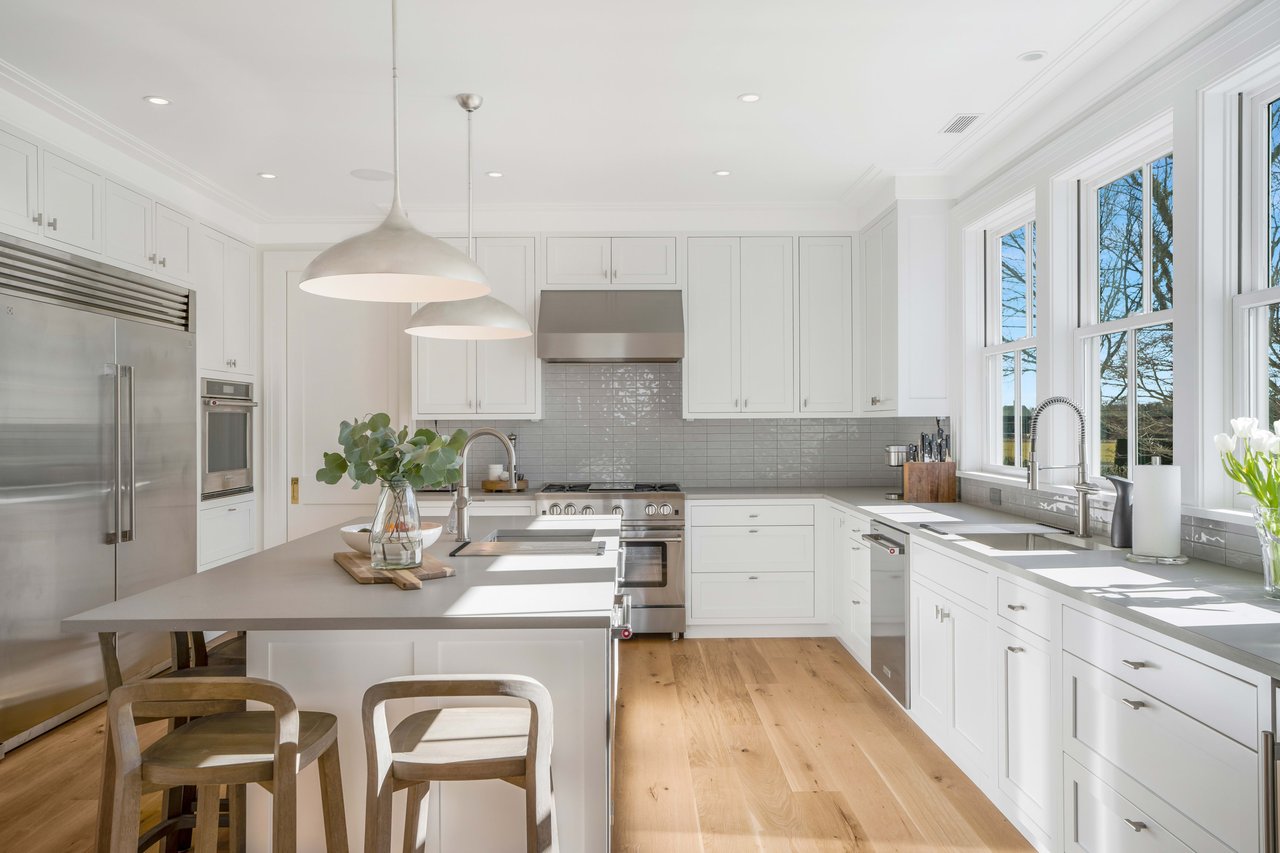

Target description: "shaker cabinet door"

left=474, top=237, right=537, bottom=415
left=41, top=150, right=102, bottom=253
left=799, top=236, right=853, bottom=413
left=739, top=237, right=794, bottom=414
left=103, top=181, right=154, bottom=272
left=685, top=237, right=740, bottom=414
left=0, top=128, right=39, bottom=235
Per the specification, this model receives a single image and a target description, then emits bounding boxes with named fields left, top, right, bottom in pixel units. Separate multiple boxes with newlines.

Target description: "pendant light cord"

left=390, top=0, right=403, bottom=215
left=467, top=107, right=474, bottom=260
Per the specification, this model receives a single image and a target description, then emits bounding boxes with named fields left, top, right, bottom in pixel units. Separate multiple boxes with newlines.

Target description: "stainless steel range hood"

left=537, top=290, right=684, bottom=362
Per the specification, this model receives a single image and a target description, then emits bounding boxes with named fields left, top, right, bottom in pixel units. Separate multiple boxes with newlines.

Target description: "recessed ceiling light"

left=737, top=93, right=761, bottom=103
left=1017, top=50, right=1047, bottom=62
left=350, top=168, right=394, bottom=181
left=257, top=172, right=277, bottom=180
left=713, top=170, right=731, bottom=177
left=486, top=171, right=504, bottom=178
left=142, top=95, right=171, bottom=106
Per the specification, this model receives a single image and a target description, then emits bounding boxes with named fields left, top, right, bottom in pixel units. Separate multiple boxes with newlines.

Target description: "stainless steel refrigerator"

left=0, top=235, right=196, bottom=755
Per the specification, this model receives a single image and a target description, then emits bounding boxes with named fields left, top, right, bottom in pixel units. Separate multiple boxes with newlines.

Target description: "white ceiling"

left=0, top=0, right=1247, bottom=221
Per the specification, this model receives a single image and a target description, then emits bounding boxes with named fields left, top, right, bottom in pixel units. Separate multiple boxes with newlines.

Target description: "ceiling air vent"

left=940, top=113, right=982, bottom=134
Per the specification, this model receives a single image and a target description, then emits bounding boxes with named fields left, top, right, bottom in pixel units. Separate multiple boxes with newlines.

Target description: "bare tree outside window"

left=991, top=220, right=1037, bottom=468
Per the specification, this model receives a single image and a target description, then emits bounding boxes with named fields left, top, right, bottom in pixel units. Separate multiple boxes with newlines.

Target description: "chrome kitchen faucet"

left=453, top=427, right=517, bottom=543
left=1026, top=396, right=1099, bottom=538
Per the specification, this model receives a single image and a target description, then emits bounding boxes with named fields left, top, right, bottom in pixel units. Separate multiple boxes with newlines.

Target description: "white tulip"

left=1232, top=417, right=1259, bottom=438
left=1214, top=433, right=1237, bottom=454
left=1273, top=420, right=1280, bottom=436
left=1249, top=429, right=1280, bottom=454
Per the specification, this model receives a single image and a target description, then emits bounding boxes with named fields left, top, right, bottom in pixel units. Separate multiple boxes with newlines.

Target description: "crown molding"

left=0, top=57, right=272, bottom=223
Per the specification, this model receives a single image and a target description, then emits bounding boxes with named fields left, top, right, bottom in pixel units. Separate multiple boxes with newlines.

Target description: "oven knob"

left=611, top=506, right=624, bottom=516
left=581, top=506, right=595, bottom=515
left=564, top=504, right=578, bottom=515
left=644, top=503, right=657, bottom=516
left=658, top=503, right=673, bottom=516
left=548, top=503, right=562, bottom=515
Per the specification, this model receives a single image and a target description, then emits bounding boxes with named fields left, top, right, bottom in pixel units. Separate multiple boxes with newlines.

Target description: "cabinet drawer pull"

left=748, top=514, right=759, bottom=518
left=1006, top=645, right=1024, bottom=653
left=1122, top=819, right=1147, bottom=832
left=1121, top=659, right=1147, bottom=670
left=851, top=599, right=861, bottom=605
left=747, top=529, right=759, bottom=534
left=747, top=575, right=759, bottom=580
left=1121, top=698, right=1146, bottom=711
left=148, top=253, right=157, bottom=263
left=31, top=212, right=41, bottom=226
left=612, top=268, right=618, bottom=279
left=1005, top=603, right=1026, bottom=611
left=159, top=256, right=167, bottom=268
left=48, top=216, right=58, bottom=231
left=939, top=609, right=950, bottom=621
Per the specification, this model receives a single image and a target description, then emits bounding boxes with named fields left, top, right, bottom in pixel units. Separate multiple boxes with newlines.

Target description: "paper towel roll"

left=1131, top=462, right=1182, bottom=558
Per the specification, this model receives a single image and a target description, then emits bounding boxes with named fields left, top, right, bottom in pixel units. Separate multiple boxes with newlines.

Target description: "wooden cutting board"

left=333, top=551, right=455, bottom=590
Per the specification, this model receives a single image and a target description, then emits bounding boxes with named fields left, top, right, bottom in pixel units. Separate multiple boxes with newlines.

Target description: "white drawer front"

left=997, top=578, right=1052, bottom=640
left=690, top=526, right=814, bottom=574
left=911, top=542, right=993, bottom=609
left=691, top=571, right=814, bottom=620
left=198, top=502, right=255, bottom=567
left=1065, top=655, right=1257, bottom=852
left=690, top=504, right=814, bottom=527
left=1064, top=757, right=1195, bottom=853
left=1062, top=606, right=1257, bottom=747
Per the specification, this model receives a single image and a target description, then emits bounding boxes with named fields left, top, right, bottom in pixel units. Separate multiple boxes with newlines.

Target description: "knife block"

left=902, top=461, right=957, bottom=503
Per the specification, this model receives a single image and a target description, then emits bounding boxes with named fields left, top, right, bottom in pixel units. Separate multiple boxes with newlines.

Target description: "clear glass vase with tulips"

left=1214, top=417, right=1280, bottom=597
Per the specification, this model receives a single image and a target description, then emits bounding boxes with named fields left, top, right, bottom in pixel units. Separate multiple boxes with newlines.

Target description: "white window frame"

left=982, top=210, right=1038, bottom=474
left=1076, top=142, right=1176, bottom=478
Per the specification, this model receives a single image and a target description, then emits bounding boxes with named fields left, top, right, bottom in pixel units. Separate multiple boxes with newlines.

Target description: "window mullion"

left=1127, top=328, right=1138, bottom=470
left=1142, top=161, right=1153, bottom=316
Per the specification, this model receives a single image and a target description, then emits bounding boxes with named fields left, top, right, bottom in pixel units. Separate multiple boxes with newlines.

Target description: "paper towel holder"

left=1123, top=456, right=1189, bottom=564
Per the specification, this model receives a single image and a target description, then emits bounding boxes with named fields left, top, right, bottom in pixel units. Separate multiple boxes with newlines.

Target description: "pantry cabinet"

left=195, top=226, right=256, bottom=376
left=413, top=236, right=538, bottom=419
left=545, top=236, right=676, bottom=286
left=685, top=236, right=793, bottom=415
left=0, top=127, right=39, bottom=236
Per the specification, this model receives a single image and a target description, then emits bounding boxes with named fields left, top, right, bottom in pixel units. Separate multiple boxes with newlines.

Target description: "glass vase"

left=1254, top=506, right=1280, bottom=598
left=370, top=479, right=422, bottom=570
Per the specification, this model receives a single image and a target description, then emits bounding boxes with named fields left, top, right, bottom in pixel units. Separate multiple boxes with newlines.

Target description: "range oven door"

left=617, top=525, right=684, bottom=608
left=201, top=396, right=255, bottom=499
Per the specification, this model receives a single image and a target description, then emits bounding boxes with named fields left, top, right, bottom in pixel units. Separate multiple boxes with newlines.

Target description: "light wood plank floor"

left=612, top=636, right=1033, bottom=853
left=0, top=637, right=1031, bottom=852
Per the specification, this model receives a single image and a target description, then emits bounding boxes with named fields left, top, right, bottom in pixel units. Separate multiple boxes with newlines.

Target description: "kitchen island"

left=64, top=514, right=622, bottom=853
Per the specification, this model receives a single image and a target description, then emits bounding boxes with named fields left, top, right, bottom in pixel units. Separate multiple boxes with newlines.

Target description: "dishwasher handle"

left=861, top=532, right=903, bottom=556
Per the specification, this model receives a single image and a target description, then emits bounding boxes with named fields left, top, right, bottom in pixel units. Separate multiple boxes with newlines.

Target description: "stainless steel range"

left=537, top=483, right=685, bottom=638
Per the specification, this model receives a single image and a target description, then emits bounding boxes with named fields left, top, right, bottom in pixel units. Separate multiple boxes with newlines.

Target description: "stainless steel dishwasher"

left=862, top=521, right=910, bottom=708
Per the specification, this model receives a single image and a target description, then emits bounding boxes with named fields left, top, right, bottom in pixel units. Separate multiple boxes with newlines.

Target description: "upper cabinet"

left=154, top=203, right=196, bottom=282
left=195, top=225, right=256, bottom=377
left=0, top=128, right=39, bottom=236
left=545, top=236, right=677, bottom=286
left=860, top=201, right=950, bottom=417
left=799, top=236, right=855, bottom=414
left=40, top=150, right=102, bottom=254
left=103, top=182, right=196, bottom=283
left=414, top=236, right=539, bottom=419
left=686, top=236, right=794, bottom=415
left=686, top=235, right=855, bottom=418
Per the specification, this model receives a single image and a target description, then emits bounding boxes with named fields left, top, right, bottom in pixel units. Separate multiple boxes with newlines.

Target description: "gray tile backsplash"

left=960, top=478, right=1265, bottom=575
left=420, top=362, right=941, bottom=489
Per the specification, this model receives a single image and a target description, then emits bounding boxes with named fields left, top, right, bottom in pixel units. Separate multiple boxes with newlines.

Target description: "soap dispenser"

left=1104, top=475, right=1134, bottom=549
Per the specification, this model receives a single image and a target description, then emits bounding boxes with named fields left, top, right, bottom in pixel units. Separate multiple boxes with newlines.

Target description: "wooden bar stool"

left=103, top=675, right=349, bottom=853
left=362, top=674, right=558, bottom=853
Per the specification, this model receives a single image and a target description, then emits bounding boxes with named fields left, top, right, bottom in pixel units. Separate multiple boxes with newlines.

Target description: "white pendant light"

left=300, top=0, right=490, bottom=303
left=405, top=94, right=533, bottom=340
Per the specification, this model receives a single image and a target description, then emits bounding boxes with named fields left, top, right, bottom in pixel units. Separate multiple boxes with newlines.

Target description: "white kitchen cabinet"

left=911, top=577, right=994, bottom=779
left=198, top=498, right=256, bottom=570
left=739, top=237, right=794, bottom=413
left=0, top=127, right=39, bottom=235
left=860, top=201, right=950, bottom=417
left=40, top=150, right=102, bottom=253
left=544, top=236, right=677, bottom=286
left=413, top=237, right=538, bottom=419
left=691, top=572, right=815, bottom=621
left=195, top=225, right=256, bottom=376
left=690, top=525, right=813, bottom=574
left=154, top=203, right=196, bottom=283
left=1064, top=757, right=1196, bottom=853
left=685, top=236, right=792, bottom=415
left=996, top=627, right=1054, bottom=838
left=103, top=180, right=154, bottom=272
left=798, top=236, right=855, bottom=414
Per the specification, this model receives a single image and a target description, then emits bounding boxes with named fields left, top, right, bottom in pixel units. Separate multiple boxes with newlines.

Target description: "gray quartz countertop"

left=690, top=486, right=1280, bottom=680
left=63, top=515, right=619, bottom=633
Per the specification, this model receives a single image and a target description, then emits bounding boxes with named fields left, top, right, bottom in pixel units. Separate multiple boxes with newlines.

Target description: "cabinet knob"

left=733, top=399, right=739, bottom=408
left=1121, top=698, right=1145, bottom=711
left=939, top=609, right=950, bottom=621
left=31, top=212, right=42, bottom=226
left=612, top=268, right=618, bottom=279
left=871, top=395, right=881, bottom=406
left=148, top=253, right=157, bottom=263
left=48, top=216, right=58, bottom=231
left=743, top=398, right=749, bottom=408
left=1122, top=819, right=1147, bottom=833
left=1120, top=659, right=1147, bottom=670
left=159, top=257, right=167, bottom=268
left=803, top=398, right=808, bottom=408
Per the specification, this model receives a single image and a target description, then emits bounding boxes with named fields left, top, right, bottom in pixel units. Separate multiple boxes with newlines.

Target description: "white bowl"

left=341, top=521, right=444, bottom=556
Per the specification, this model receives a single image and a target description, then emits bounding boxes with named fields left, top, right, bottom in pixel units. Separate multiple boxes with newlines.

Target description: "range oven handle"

left=861, top=533, right=903, bottom=555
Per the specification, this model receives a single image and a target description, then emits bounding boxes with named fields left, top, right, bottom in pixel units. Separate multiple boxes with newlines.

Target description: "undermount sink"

left=956, top=532, right=1095, bottom=552
left=451, top=528, right=607, bottom=557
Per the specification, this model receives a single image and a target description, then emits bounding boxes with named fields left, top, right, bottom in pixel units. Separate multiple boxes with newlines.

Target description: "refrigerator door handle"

left=109, top=363, right=122, bottom=545
left=122, top=365, right=136, bottom=542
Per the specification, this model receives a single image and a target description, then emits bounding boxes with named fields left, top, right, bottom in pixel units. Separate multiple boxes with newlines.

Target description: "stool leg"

left=95, top=722, right=116, bottom=853
left=363, top=771, right=393, bottom=853
left=228, top=784, right=247, bottom=853
left=194, top=785, right=221, bottom=853
left=527, top=766, right=558, bottom=853
left=402, top=783, right=430, bottom=853
left=107, top=759, right=142, bottom=853
left=317, top=741, right=349, bottom=853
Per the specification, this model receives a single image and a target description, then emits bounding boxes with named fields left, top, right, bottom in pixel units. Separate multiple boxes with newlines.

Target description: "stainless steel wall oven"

left=201, top=378, right=255, bottom=499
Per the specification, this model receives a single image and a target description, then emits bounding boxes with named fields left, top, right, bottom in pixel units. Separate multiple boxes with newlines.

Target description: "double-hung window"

left=1235, top=87, right=1280, bottom=431
left=983, top=219, right=1037, bottom=470
left=1079, top=151, right=1174, bottom=477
